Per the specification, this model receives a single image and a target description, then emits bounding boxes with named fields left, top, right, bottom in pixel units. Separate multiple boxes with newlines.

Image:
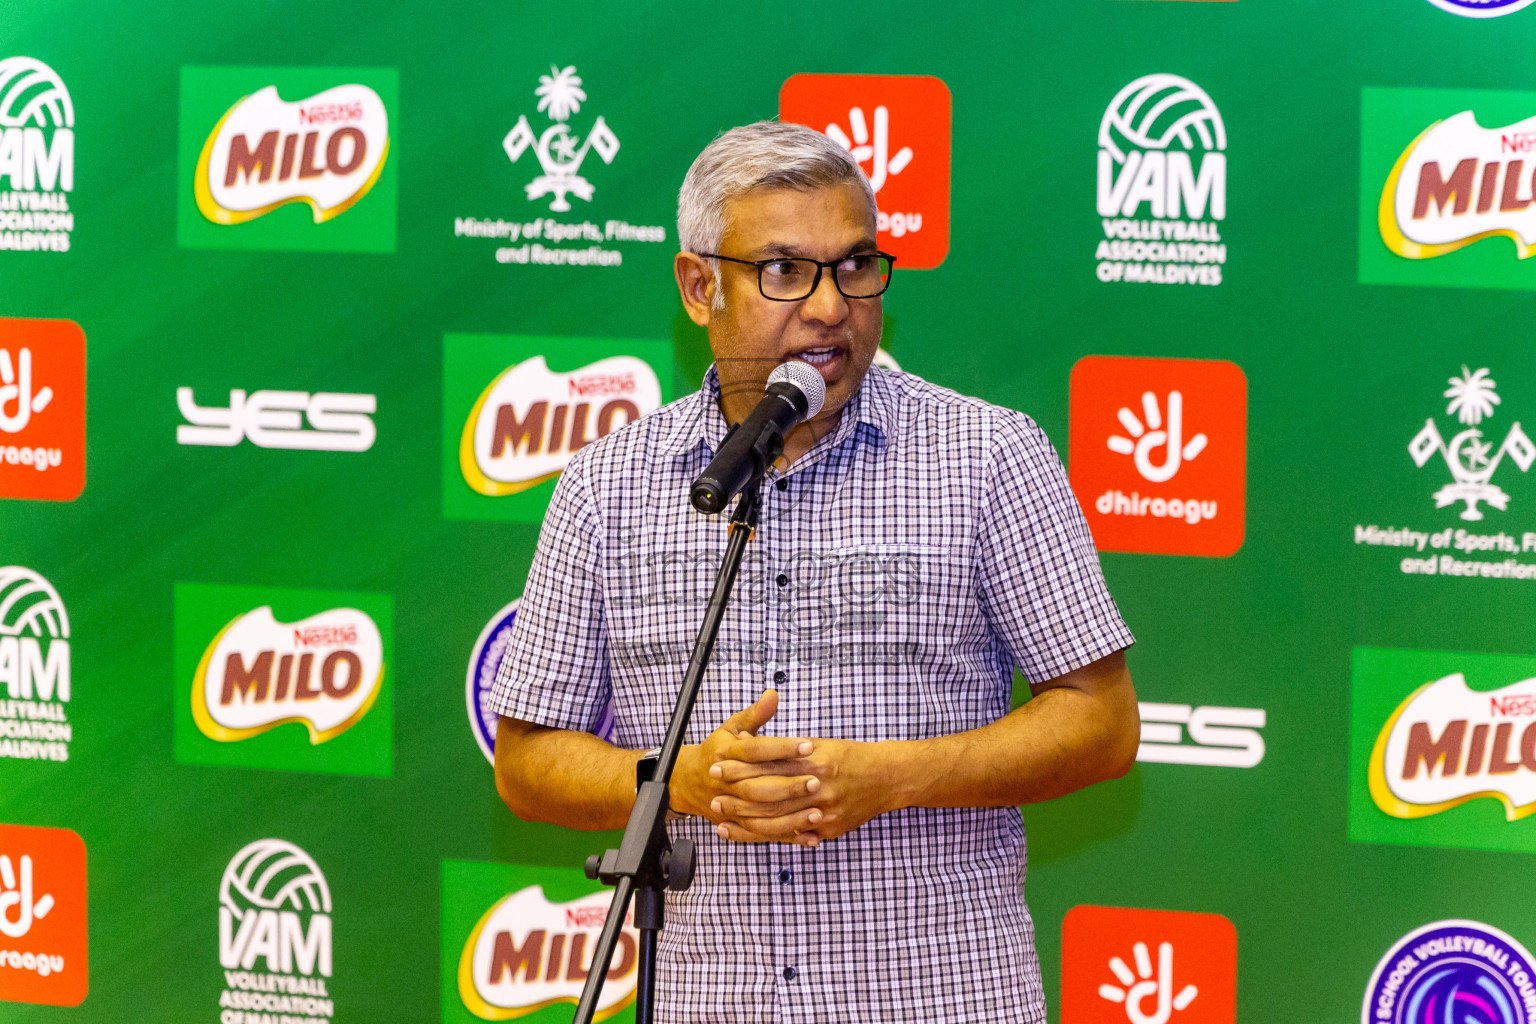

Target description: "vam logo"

left=1137, top=703, right=1265, bottom=768
left=0, top=317, right=84, bottom=501
left=1095, top=73, right=1227, bottom=287
left=177, top=67, right=398, bottom=253
left=1424, top=0, right=1536, bottom=16
left=1363, top=920, right=1536, bottom=1024
left=1062, top=905, right=1236, bottom=1024
left=1069, top=355, right=1247, bottom=557
left=0, top=566, right=72, bottom=763
left=0, top=823, right=86, bottom=1007
left=443, top=335, right=672, bottom=523
left=780, top=73, right=952, bottom=269
left=176, top=386, right=376, bottom=452
left=0, top=57, right=74, bottom=254
left=217, top=839, right=335, bottom=1020
left=175, top=583, right=393, bottom=777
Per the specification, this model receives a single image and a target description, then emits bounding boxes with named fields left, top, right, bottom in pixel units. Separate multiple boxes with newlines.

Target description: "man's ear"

left=675, top=252, right=717, bottom=328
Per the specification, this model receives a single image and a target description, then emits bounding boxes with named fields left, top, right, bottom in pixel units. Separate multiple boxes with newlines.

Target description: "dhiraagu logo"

left=173, top=582, right=393, bottom=777
left=176, top=66, right=398, bottom=253
left=442, top=334, right=671, bottom=523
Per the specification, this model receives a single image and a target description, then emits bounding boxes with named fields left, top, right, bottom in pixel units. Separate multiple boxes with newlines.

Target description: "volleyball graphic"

left=219, top=839, right=331, bottom=918
left=1099, top=73, right=1225, bottom=166
left=0, top=57, right=73, bottom=129
left=0, top=566, right=69, bottom=640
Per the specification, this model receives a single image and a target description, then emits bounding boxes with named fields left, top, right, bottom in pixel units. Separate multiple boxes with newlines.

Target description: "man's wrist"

left=878, top=739, right=931, bottom=813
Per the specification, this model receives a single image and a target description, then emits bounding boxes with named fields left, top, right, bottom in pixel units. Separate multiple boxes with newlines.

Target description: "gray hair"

left=677, top=120, right=876, bottom=258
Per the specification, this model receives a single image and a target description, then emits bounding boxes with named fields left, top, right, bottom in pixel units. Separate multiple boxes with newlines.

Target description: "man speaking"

left=489, top=121, right=1139, bottom=1023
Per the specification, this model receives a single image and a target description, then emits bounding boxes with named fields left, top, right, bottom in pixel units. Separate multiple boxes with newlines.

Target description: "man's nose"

left=799, top=267, right=848, bottom=326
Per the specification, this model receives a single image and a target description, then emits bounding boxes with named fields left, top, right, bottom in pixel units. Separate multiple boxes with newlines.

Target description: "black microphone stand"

left=571, top=479, right=764, bottom=1024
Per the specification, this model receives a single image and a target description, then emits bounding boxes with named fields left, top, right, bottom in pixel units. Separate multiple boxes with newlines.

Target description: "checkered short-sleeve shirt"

left=490, top=364, right=1133, bottom=1024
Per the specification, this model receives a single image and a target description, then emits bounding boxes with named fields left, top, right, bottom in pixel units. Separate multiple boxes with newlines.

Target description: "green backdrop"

left=3, top=1, right=1535, bottom=1021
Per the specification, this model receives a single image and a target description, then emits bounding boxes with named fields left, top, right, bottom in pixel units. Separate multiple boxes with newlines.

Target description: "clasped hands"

left=670, top=689, right=894, bottom=849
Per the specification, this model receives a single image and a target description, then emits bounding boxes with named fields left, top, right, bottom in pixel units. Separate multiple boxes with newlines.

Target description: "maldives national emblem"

left=1409, top=366, right=1535, bottom=521
left=502, top=65, right=619, bottom=212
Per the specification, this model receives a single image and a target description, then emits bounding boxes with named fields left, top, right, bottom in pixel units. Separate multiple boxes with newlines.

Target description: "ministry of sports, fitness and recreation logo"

left=174, top=582, right=393, bottom=777
left=442, top=860, right=639, bottom=1023
left=1409, top=367, right=1533, bottom=521
left=1351, top=366, right=1536, bottom=583
left=1424, top=0, right=1536, bottom=16
left=0, top=823, right=86, bottom=1007
left=1095, top=73, right=1227, bottom=287
left=176, top=385, right=377, bottom=452
left=1061, top=905, right=1237, bottom=1024
left=1069, top=356, right=1247, bottom=557
left=1363, top=920, right=1536, bottom=1024
left=217, top=839, right=335, bottom=1020
left=0, top=57, right=74, bottom=254
left=0, top=566, right=72, bottom=764
left=177, top=67, right=398, bottom=253
left=452, top=64, right=667, bottom=268
left=0, top=318, right=85, bottom=502
left=779, top=73, right=953, bottom=269
left=442, top=334, right=671, bottom=523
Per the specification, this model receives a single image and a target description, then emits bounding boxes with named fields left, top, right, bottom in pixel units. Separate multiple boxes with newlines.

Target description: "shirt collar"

left=659, top=362, right=895, bottom=464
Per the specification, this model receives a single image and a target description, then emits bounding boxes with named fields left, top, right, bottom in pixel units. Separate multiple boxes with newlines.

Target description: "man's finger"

left=722, top=774, right=821, bottom=804
left=717, top=689, right=779, bottom=739
left=710, top=788, right=819, bottom=820
left=717, top=734, right=812, bottom=765
left=716, top=812, right=823, bottom=846
left=711, top=758, right=817, bottom=783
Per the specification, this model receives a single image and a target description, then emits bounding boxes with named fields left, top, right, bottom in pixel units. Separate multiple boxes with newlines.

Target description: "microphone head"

left=768, top=360, right=827, bottom=420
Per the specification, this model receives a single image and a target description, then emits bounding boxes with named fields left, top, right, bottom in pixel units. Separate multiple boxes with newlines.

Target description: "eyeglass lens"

left=759, top=256, right=892, bottom=300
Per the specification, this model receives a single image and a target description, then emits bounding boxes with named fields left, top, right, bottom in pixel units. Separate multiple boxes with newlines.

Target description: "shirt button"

left=775, top=478, right=788, bottom=491
left=777, top=868, right=792, bottom=884
left=783, top=966, right=798, bottom=981
left=773, top=670, right=786, bottom=685
left=776, top=573, right=789, bottom=588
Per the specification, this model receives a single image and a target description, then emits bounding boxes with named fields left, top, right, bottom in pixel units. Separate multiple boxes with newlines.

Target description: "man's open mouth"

left=790, top=346, right=841, bottom=367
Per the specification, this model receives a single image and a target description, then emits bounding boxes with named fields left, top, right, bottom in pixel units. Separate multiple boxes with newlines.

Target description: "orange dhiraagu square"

left=1061, top=905, right=1237, bottom=1024
left=0, top=824, right=88, bottom=1007
left=1069, top=355, right=1247, bottom=557
left=0, top=318, right=86, bottom=502
left=779, top=73, right=951, bottom=269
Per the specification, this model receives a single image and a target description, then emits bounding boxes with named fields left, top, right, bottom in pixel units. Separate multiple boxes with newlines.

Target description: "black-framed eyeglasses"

left=698, top=251, right=896, bottom=301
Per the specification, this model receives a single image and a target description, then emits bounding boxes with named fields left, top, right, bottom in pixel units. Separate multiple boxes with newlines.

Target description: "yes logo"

left=1351, top=646, right=1536, bottom=854
left=1069, top=356, right=1246, bottom=557
left=174, top=583, right=393, bottom=777
left=0, top=823, right=86, bottom=1007
left=1062, top=905, right=1236, bottom=1024
left=217, top=839, right=334, bottom=1018
left=176, top=387, right=377, bottom=452
left=0, top=318, right=84, bottom=501
left=177, top=67, right=398, bottom=253
left=780, top=73, right=951, bottom=269
left=1137, top=703, right=1266, bottom=768
left=443, top=860, right=640, bottom=1023
left=443, top=334, right=671, bottom=523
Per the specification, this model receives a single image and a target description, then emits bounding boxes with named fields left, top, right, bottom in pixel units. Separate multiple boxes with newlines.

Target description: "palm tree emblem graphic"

left=1409, top=366, right=1535, bottom=521
left=502, top=65, right=619, bottom=212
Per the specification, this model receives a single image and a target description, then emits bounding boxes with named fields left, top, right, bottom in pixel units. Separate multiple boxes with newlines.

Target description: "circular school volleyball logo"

left=1423, top=0, right=1536, bottom=17
left=1363, top=920, right=1536, bottom=1024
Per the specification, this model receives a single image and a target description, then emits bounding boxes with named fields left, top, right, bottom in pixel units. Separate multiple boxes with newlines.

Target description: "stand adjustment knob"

left=662, top=838, right=696, bottom=891
left=584, top=855, right=601, bottom=880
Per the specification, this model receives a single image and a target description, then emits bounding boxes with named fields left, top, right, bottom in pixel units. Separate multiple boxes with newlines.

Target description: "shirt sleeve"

left=974, top=411, right=1135, bottom=685
left=487, top=451, right=612, bottom=732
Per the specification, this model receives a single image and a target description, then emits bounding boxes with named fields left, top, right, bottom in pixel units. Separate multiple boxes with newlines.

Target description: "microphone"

left=690, top=360, right=826, bottom=514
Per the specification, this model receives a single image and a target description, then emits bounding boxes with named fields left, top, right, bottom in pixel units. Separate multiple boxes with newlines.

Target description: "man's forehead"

left=721, top=183, right=876, bottom=255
